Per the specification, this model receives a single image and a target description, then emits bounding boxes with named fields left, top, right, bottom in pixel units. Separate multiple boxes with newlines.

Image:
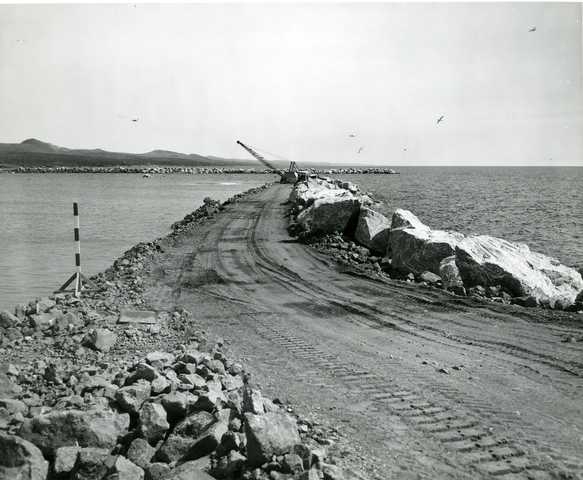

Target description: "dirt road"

left=146, top=184, right=583, bottom=480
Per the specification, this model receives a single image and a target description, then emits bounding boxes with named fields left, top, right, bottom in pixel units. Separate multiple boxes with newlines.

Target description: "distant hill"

left=0, top=139, right=264, bottom=169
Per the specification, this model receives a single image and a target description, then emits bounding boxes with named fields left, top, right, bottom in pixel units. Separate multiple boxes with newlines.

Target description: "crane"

left=236, top=140, right=304, bottom=184
left=236, top=140, right=279, bottom=172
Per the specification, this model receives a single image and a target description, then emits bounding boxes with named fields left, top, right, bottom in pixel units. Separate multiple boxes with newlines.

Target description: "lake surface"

left=0, top=173, right=277, bottom=310
left=341, top=167, right=582, bottom=270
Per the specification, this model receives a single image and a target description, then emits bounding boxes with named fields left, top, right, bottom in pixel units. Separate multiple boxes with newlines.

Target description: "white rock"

left=290, top=179, right=372, bottom=209
left=390, top=209, right=464, bottom=276
left=455, top=235, right=583, bottom=308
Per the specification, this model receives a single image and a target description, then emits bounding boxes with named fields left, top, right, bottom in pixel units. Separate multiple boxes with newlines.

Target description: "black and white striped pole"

left=56, top=202, right=92, bottom=297
left=73, top=202, right=82, bottom=296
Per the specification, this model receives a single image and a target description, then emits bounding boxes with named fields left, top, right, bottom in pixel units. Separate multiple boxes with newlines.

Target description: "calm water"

left=0, top=173, right=277, bottom=310
left=341, top=167, right=583, bottom=270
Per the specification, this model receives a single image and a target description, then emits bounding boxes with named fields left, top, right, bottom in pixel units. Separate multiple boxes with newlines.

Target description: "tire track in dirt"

left=247, top=312, right=577, bottom=480
left=247, top=200, right=583, bottom=383
left=238, top=188, right=583, bottom=478
left=145, top=184, right=583, bottom=479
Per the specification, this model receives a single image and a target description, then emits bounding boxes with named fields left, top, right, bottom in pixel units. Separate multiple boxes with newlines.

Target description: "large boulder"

left=455, top=235, right=583, bottom=308
left=296, top=198, right=361, bottom=236
left=125, top=363, right=159, bottom=385
left=181, top=417, right=229, bottom=462
left=115, top=380, right=151, bottom=414
left=354, top=208, right=391, bottom=254
left=290, top=179, right=375, bottom=236
left=389, top=209, right=464, bottom=276
left=0, top=433, right=49, bottom=480
left=155, top=411, right=216, bottom=463
left=19, top=407, right=130, bottom=456
left=126, top=438, right=155, bottom=469
left=139, top=402, right=169, bottom=443
left=290, top=179, right=371, bottom=209
left=160, top=392, right=199, bottom=422
left=244, top=411, right=301, bottom=467
left=289, top=180, right=334, bottom=207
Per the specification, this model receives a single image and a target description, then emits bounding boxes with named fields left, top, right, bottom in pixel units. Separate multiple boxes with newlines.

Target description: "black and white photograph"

left=0, top=2, right=582, bottom=479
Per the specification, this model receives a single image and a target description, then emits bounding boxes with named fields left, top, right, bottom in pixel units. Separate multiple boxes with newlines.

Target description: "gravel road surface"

left=146, top=183, right=583, bottom=480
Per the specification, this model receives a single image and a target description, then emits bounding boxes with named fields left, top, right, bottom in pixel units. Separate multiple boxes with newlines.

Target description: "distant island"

left=0, top=138, right=263, bottom=170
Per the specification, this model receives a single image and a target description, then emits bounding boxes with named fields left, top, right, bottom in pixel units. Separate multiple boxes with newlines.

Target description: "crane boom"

left=236, top=140, right=278, bottom=171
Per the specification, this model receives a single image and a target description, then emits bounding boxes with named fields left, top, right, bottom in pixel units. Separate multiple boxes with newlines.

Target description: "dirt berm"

left=146, top=182, right=583, bottom=480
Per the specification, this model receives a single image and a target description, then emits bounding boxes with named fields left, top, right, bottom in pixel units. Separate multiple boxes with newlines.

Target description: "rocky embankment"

left=287, top=177, right=583, bottom=312
left=0, top=183, right=348, bottom=480
left=8, top=166, right=274, bottom=175
left=7, top=167, right=398, bottom=175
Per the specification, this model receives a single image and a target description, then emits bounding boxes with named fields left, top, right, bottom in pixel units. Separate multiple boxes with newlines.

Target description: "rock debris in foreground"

left=0, top=183, right=349, bottom=480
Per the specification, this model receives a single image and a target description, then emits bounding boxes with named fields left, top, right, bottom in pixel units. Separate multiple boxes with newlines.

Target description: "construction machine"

left=236, top=140, right=305, bottom=184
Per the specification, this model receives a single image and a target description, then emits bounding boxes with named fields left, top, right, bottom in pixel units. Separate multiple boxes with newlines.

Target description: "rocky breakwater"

left=9, top=166, right=274, bottom=175
left=287, top=180, right=583, bottom=312
left=300, top=168, right=398, bottom=176
left=0, top=182, right=349, bottom=480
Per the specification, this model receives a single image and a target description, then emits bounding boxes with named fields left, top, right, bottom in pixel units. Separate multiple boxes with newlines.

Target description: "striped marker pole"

left=56, top=202, right=93, bottom=296
left=73, top=202, right=82, bottom=296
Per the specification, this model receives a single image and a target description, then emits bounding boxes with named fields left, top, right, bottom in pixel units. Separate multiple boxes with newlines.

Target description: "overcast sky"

left=0, top=2, right=581, bottom=165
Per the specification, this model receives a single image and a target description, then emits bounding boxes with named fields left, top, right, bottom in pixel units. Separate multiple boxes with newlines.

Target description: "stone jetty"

left=287, top=177, right=583, bottom=311
left=0, top=183, right=349, bottom=480
left=6, top=166, right=399, bottom=175
left=8, top=166, right=274, bottom=175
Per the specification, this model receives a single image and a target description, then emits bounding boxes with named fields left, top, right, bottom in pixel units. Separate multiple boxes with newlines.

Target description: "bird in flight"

left=437, top=115, right=445, bottom=124
left=529, top=26, right=536, bottom=32
left=132, top=118, right=139, bottom=122
left=357, top=147, right=364, bottom=154
left=348, top=134, right=357, bottom=138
